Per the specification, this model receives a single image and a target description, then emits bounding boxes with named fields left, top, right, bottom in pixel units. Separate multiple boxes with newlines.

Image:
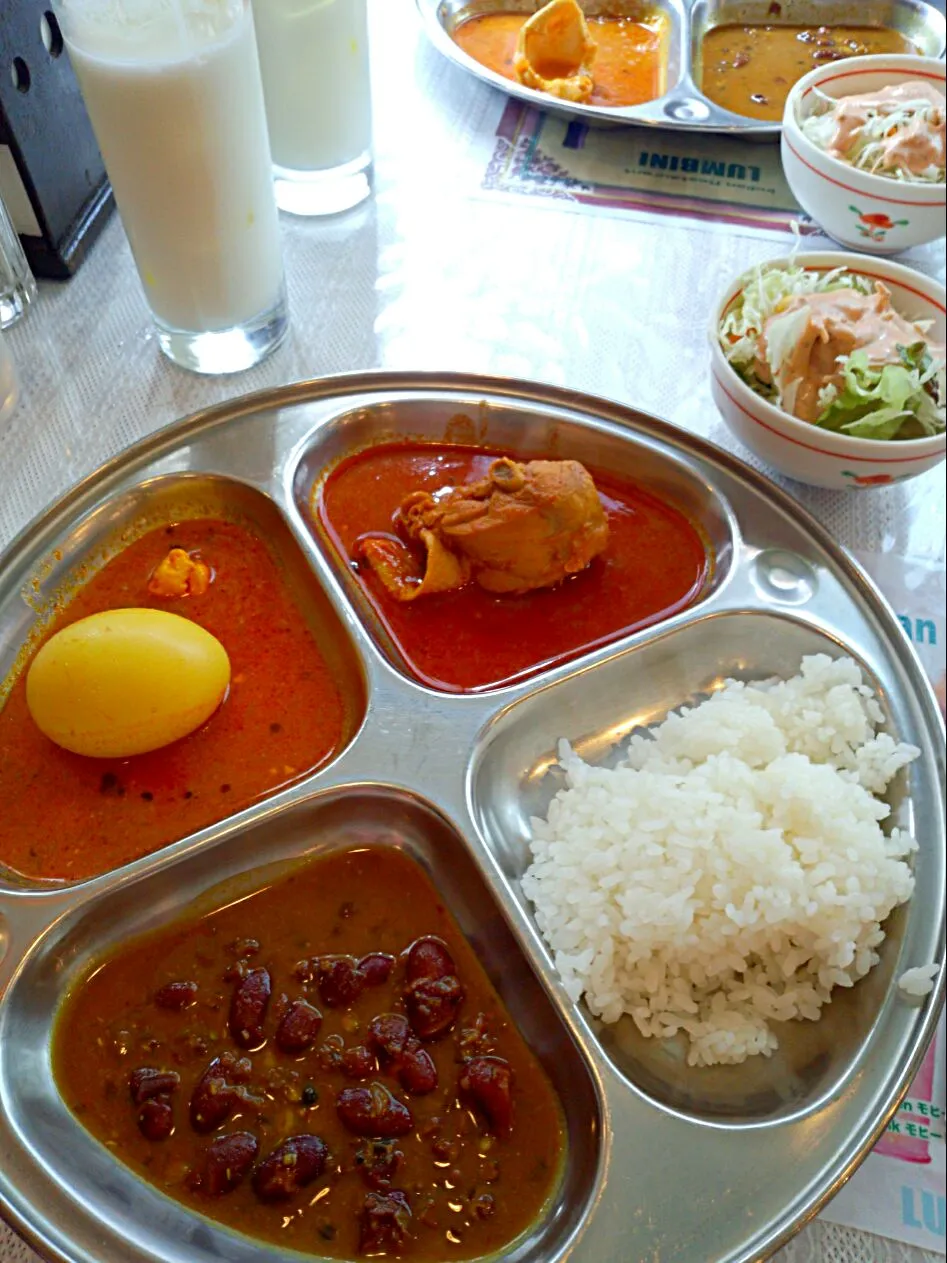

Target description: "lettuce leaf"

left=815, top=343, right=944, bottom=441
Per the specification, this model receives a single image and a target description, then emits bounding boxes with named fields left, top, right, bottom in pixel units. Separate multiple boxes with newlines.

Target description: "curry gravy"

left=54, top=846, right=566, bottom=1259
left=700, top=24, right=918, bottom=121
left=453, top=9, right=668, bottom=107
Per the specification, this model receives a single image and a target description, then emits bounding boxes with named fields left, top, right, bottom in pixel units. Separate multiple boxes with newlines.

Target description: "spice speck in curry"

left=53, top=846, right=566, bottom=1259
left=0, top=518, right=353, bottom=882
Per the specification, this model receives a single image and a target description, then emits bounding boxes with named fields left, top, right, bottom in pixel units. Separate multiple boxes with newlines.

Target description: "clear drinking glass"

left=0, top=330, right=18, bottom=426
left=0, top=196, right=37, bottom=329
left=252, top=0, right=373, bottom=216
left=53, top=0, right=288, bottom=374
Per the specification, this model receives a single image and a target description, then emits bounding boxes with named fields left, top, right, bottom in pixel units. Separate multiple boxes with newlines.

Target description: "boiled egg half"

left=25, top=608, right=230, bottom=758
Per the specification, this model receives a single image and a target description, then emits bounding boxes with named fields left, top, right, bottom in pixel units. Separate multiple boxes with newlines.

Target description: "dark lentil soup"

left=701, top=23, right=917, bottom=121
left=53, top=846, right=566, bottom=1259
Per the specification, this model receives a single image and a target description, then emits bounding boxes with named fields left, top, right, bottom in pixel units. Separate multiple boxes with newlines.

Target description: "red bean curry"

left=314, top=442, right=710, bottom=692
left=700, top=23, right=918, bottom=122
left=0, top=519, right=353, bottom=882
left=53, top=846, right=566, bottom=1258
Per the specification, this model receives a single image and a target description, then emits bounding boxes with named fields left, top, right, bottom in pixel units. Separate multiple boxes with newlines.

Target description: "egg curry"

left=453, top=0, right=669, bottom=108
left=0, top=518, right=355, bottom=883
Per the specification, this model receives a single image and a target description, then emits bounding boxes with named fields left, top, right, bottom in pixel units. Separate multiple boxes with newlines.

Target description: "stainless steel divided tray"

left=417, top=0, right=946, bottom=134
left=0, top=371, right=943, bottom=1263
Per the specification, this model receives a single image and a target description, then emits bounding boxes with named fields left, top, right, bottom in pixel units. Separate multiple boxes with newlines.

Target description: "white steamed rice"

left=522, top=655, right=922, bottom=1066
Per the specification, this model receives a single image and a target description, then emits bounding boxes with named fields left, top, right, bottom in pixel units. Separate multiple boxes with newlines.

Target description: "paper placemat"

left=479, top=100, right=825, bottom=239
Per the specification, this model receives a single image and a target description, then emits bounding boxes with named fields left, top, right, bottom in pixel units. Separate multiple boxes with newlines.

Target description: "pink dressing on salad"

left=755, top=282, right=936, bottom=422
left=824, top=82, right=945, bottom=176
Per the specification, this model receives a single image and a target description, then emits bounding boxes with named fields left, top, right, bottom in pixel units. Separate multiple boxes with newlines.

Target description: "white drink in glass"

left=57, top=0, right=287, bottom=373
left=252, top=0, right=373, bottom=215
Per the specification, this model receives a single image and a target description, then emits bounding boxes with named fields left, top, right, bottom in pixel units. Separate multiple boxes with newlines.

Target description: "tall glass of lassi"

left=252, top=0, right=373, bottom=215
left=54, top=0, right=288, bottom=374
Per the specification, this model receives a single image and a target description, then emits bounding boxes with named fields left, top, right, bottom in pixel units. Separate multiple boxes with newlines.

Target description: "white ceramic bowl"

left=709, top=251, right=946, bottom=490
left=782, top=55, right=946, bottom=254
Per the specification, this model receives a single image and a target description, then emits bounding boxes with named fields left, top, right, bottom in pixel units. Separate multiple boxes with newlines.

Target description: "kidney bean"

left=472, top=1192, right=496, bottom=1219
left=137, top=1097, right=174, bottom=1142
left=398, top=1044, right=438, bottom=1095
left=316, top=956, right=363, bottom=1008
left=356, top=1139, right=403, bottom=1192
left=341, top=1045, right=376, bottom=1080
left=460, top=1055, right=514, bottom=1140
left=367, top=1013, right=411, bottom=1060
left=359, top=1190, right=412, bottom=1254
left=228, top=967, right=272, bottom=1049
left=367, top=1014, right=437, bottom=1095
left=251, top=1134, right=329, bottom=1203
left=190, top=1052, right=253, bottom=1133
left=336, top=1083, right=414, bottom=1137
left=187, top=1132, right=259, bottom=1196
left=357, top=952, right=395, bottom=987
left=129, top=1067, right=180, bottom=1106
left=404, top=974, right=465, bottom=1040
left=154, top=981, right=199, bottom=1011
left=403, top=936, right=455, bottom=983
left=274, top=998, right=322, bottom=1054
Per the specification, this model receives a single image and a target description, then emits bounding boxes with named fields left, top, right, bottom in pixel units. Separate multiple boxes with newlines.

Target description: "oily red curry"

left=700, top=24, right=917, bottom=122
left=453, top=11, right=668, bottom=107
left=54, top=846, right=565, bottom=1259
left=314, top=442, right=710, bottom=692
left=0, top=519, right=351, bottom=882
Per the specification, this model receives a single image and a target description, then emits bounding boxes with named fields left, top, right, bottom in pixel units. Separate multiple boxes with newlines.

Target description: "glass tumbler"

left=53, top=0, right=288, bottom=374
left=0, top=196, right=37, bottom=329
left=0, top=329, right=18, bottom=426
left=252, top=0, right=373, bottom=216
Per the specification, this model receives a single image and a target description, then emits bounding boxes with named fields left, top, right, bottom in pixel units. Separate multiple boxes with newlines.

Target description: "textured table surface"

left=0, top=1, right=944, bottom=1260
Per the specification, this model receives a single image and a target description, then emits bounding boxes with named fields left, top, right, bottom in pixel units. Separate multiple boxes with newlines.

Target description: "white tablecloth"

left=1, top=1, right=944, bottom=1260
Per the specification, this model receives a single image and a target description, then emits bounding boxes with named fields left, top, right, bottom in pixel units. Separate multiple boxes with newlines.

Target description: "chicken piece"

left=355, top=531, right=469, bottom=602
left=513, top=0, right=597, bottom=104
left=147, top=548, right=211, bottom=598
left=357, top=458, right=609, bottom=601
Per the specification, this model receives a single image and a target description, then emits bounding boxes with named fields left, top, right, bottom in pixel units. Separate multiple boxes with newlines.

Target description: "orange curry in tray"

left=314, top=442, right=710, bottom=692
left=54, top=845, right=565, bottom=1259
left=453, top=3, right=668, bottom=108
left=0, top=518, right=355, bottom=883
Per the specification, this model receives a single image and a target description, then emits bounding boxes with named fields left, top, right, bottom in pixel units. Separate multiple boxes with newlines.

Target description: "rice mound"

left=522, top=655, right=920, bottom=1067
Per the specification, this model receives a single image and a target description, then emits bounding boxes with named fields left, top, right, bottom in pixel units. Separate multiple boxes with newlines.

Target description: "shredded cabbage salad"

left=720, top=265, right=946, bottom=442
left=801, top=91, right=946, bottom=183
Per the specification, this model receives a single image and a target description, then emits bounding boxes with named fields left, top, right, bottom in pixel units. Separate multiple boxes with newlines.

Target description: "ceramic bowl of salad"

left=709, top=251, right=946, bottom=490
left=782, top=55, right=945, bottom=254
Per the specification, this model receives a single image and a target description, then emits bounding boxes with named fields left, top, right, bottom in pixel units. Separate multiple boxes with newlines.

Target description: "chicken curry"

left=313, top=442, right=710, bottom=692
left=53, top=845, right=566, bottom=1258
